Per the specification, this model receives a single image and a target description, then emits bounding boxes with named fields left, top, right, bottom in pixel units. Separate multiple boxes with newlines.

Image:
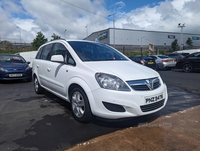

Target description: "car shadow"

left=0, top=79, right=29, bottom=84
left=12, top=85, right=200, bottom=151
left=172, top=68, right=200, bottom=73
left=41, top=84, right=200, bottom=128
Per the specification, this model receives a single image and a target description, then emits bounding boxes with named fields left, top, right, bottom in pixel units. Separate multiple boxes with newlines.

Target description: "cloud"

left=119, top=0, right=200, bottom=34
left=115, top=1, right=125, bottom=9
left=0, top=0, right=199, bottom=43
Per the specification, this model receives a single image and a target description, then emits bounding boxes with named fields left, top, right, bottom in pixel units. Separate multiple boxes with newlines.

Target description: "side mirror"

left=51, top=55, right=64, bottom=62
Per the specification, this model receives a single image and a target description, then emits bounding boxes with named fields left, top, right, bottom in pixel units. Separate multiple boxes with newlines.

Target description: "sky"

left=0, top=0, right=200, bottom=43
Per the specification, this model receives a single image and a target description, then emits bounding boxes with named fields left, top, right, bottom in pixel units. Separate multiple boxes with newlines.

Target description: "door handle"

left=47, top=67, right=51, bottom=72
left=37, top=65, right=39, bottom=68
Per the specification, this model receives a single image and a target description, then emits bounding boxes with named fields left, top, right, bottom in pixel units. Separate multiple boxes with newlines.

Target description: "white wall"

left=103, top=28, right=200, bottom=47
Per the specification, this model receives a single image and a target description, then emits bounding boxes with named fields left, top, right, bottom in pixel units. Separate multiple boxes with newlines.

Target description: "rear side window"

left=40, top=44, right=53, bottom=60
left=189, top=52, right=200, bottom=58
left=36, top=47, right=43, bottom=59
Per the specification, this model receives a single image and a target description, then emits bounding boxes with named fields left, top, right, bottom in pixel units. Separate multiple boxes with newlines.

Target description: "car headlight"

left=95, top=73, right=131, bottom=91
left=0, top=67, right=5, bottom=71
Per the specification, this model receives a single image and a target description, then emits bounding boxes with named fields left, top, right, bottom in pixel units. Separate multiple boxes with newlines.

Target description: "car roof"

left=40, top=39, right=100, bottom=48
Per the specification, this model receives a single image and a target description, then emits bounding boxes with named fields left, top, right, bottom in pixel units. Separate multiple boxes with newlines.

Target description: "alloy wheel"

left=71, top=91, right=85, bottom=118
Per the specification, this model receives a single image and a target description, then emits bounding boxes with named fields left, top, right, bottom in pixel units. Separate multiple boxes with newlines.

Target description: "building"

left=84, top=28, right=200, bottom=53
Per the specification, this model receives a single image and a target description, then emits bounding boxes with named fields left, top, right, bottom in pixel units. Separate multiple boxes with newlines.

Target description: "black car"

left=176, top=52, right=200, bottom=72
left=129, top=56, right=156, bottom=70
left=166, top=53, right=189, bottom=61
left=0, top=54, right=32, bottom=81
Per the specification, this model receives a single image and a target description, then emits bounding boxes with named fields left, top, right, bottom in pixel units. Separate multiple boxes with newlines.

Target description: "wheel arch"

left=33, top=73, right=41, bottom=84
left=67, top=77, right=95, bottom=113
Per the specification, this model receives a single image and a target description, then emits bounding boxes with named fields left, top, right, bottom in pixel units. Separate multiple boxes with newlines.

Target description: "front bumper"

left=88, top=83, right=168, bottom=119
left=0, top=70, right=32, bottom=81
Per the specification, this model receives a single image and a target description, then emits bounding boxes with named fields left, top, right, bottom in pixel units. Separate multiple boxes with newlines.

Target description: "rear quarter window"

left=36, top=47, right=43, bottom=59
left=38, top=44, right=53, bottom=60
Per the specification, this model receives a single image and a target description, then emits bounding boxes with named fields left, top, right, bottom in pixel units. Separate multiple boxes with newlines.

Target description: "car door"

left=44, top=42, right=76, bottom=97
left=36, top=43, right=53, bottom=87
left=190, top=52, right=200, bottom=69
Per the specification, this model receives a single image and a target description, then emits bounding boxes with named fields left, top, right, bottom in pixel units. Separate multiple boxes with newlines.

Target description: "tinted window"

left=149, top=56, right=157, bottom=59
left=36, top=47, right=43, bottom=59
left=181, top=53, right=189, bottom=57
left=142, top=56, right=154, bottom=60
left=40, top=44, right=53, bottom=60
left=68, top=41, right=127, bottom=61
left=189, top=52, right=200, bottom=58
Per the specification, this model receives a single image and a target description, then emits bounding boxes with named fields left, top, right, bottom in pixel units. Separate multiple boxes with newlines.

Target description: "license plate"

left=9, top=74, right=23, bottom=77
left=145, top=94, right=163, bottom=104
left=148, top=62, right=154, bottom=64
left=168, top=60, right=173, bottom=62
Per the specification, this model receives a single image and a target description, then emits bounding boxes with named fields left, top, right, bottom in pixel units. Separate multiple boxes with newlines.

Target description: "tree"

left=0, top=40, right=12, bottom=50
left=51, top=33, right=61, bottom=41
left=186, top=37, right=193, bottom=49
left=31, top=31, right=48, bottom=49
left=171, top=39, right=179, bottom=51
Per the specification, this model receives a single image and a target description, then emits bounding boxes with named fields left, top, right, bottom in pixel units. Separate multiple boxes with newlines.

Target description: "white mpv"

left=32, top=39, right=168, bottom=123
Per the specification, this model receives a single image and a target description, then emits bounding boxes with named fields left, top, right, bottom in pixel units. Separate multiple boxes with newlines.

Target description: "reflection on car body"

left=32, top=39, right=168, bottom=123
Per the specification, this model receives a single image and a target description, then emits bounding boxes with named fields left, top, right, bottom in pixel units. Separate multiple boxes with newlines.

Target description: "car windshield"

left=68, top=41, right=128, bottom=61
left=0, top=55, right=26, bottom=63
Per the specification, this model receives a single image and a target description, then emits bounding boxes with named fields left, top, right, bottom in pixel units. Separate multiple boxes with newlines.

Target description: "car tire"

left=34, top=76, right=44, bottom=94
left=183, top=63, right=193, bottom=73
left=70, top=87, right=92, bottom=123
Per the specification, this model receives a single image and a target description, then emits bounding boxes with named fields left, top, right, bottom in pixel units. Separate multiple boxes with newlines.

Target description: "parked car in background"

left=32, top=39, right=168, bottom=123
left=166, top=53, right=189, bottom=61
left=176, top=52, right=200, bottom=72
left=15, top=51, right=37, bottom=68
left=173, top=49, right=200, bottom=54
left=0, top=54, right=32, bottom=82
left=149, top=55, right=176, bottom=70
left=129, top=56, right=156, bottom=70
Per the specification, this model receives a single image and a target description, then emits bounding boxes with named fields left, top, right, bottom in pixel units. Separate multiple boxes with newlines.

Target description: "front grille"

left=127, top=77, right=161, bottom=91
left=140, top=99, right=165, bottom=112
